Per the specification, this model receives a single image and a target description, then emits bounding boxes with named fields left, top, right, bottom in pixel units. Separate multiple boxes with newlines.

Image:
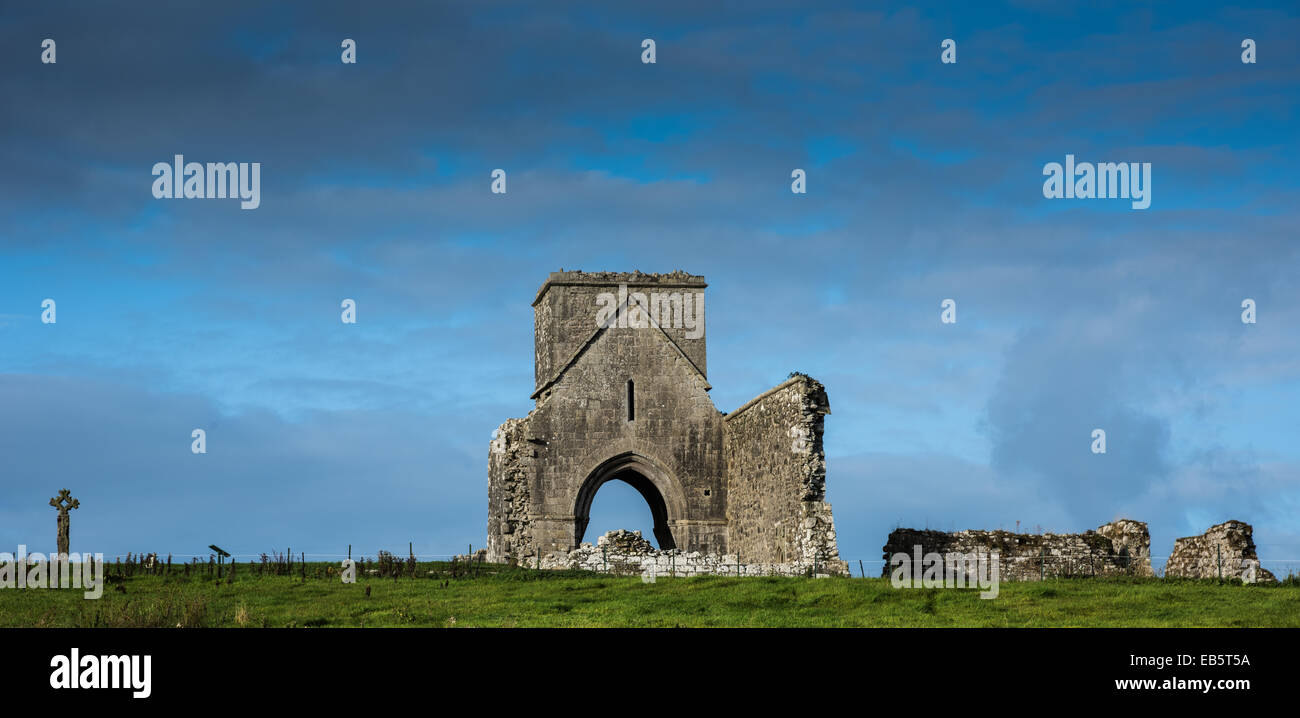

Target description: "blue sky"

left=2, top=1, right=1298, bottom=575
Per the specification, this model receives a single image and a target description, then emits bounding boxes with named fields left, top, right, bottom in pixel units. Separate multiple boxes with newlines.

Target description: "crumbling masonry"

left=883, top=518, right=1278, bottom=583
left=1165, top=520, right=1275, bottom=582
left=487, top=271, right=849, bottom=575
left=882, top=519, right=1155, bottom=581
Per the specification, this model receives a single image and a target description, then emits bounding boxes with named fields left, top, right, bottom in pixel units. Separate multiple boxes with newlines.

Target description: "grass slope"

left=3, top=562, right=1297, bottom=628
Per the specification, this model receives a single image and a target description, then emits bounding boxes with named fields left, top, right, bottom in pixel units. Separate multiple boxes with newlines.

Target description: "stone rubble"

left=531, top=529, right=848, bottom=577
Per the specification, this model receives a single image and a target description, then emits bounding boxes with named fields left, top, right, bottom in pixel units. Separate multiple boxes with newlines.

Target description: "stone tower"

left=487, top=270, right=847, bottom=573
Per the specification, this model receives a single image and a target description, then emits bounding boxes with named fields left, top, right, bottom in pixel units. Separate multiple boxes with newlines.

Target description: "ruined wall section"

left=881, top=520, right=1153, bottom=581
left=723, top=375, right=847, bottom=573
left=1096, top=519, right=1154, bottom=574
left=532, top=270, right=708, bottom=392
left=1166, top=520, right=1276, bottom=582
left=486, top=416, right=537, bottom=564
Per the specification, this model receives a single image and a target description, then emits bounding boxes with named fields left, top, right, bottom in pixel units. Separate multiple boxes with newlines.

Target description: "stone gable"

left=488, top=270, right=848, bottom=575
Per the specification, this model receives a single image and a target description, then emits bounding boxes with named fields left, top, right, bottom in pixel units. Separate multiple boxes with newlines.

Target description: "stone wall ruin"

left=884, top=518, right=1280, bottom=583
left=1165, top=520, right=1276, bottom=583
left=487, top=271, right=848, bottom=576
left=882, top=519, right=1154, bottom=581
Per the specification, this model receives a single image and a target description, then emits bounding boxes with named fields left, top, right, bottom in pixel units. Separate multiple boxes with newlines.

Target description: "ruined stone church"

left=487, top=271, right=847, bottom=572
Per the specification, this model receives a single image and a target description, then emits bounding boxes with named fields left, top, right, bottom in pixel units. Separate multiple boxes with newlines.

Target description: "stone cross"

left=49, top=488, right=79, bottom=556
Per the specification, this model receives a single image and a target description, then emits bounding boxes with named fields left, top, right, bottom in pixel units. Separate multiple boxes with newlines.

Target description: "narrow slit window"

left=627, top=379, right=635, bottom=421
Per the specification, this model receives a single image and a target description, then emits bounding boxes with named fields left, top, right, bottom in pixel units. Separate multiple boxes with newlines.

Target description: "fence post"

left=602, top=546, right=607, bottom=572
left=536, top=547, right=540, bottom=570
left=1040, top=546, right=1045, bottom=581
left=859, top=559, right=865, bottom=578
left=1217, top=544, right=1222, bottom=579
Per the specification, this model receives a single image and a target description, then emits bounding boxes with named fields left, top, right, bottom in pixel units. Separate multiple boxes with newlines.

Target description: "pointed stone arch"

left=574, top=452, right=687, bottom=551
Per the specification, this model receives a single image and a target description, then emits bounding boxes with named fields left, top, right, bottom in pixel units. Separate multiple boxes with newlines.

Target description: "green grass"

left=3, top=562, right=1298, bottom=627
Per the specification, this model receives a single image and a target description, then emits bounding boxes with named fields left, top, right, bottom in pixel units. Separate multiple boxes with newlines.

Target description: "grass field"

left=3, top=561, right=1298, bottom=627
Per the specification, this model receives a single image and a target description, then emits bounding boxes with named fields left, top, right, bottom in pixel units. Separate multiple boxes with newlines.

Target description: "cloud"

left=0, top=374, right=486, bottom=558
left=982, top=321, right=1172, bottom=522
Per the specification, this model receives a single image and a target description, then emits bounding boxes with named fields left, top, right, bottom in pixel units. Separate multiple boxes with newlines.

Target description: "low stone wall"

left=452, top=549, right=488, bottom=564
left=1166, top=520, right=1276, bottom=583
left=534, top=530, right=850, bottom=577
left=881, top=519, right=1154, bottom=581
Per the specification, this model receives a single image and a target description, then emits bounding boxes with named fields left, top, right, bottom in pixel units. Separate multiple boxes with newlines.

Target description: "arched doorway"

left=574, top=453, right=681, bottom=550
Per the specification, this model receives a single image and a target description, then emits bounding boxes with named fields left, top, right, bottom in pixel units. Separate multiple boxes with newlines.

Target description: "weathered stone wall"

left=537, top=530, right=849, bottom=577
left=881, top=520, right=1154, bottom=581
left=723, top=375, right=846, bottom=573
left=532, top=271, right=708, bottom=393
left=529, top=321, right=727, bottom=555
left=1096, top=519, right=1154, bottom=573
left=486, top=416, right=537, bottom=563
left=1166, top=520, right=1276, bottom=582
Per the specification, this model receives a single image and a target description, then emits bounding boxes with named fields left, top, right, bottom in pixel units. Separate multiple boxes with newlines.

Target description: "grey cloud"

left=0, top=373, right=486, bottom=557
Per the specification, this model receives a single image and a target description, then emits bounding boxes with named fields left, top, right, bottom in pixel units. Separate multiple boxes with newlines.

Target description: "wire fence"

left=69, top=546, right=1300, bottom=582
left=87, top=546, right=496, bottom=582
